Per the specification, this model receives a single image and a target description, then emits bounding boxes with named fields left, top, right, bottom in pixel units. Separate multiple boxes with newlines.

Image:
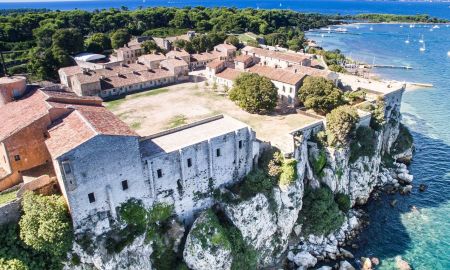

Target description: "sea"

left=1, top=1, right=450, bottom=269
left=307, top=23, right=450, bottom=269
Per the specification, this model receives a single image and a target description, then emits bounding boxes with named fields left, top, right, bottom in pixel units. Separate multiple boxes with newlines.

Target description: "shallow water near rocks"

left=307, top=24, right=450, bottom=270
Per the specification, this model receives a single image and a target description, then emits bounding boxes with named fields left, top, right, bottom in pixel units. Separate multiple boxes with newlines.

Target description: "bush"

left=229, top=73, right=278, bottom=114
left=349, top=126, right=377, bottom=163
left=328, top=64, right=347, bottom=73
left=391, top=123, right=413, bottom=155
left=370, top=98, right=386, bottom=131
left=239, top=169, right=275, bottom=200
left=335, top=193, right=351, bottom=212
left=298, top=76, right=344, bottom=114
left=310, top=149, right=327, bottom=177
left=19, top=192, right=72, bottom=257
left=279, top=159, right=298, bottom=187
left=344, top=90, right=366, bottom=104
left=298, top=186, right=345, bottom=235
left=118, top=199, right=148, bottom=231
left=326, top=105, right=359, bottom=147
left=0, top=258, right=28, bottom=270
left=227, top=226, right=258, bottom=270
left=191, top=210, right=231, bottom=250
left=148, top=202, right=174, bottom=224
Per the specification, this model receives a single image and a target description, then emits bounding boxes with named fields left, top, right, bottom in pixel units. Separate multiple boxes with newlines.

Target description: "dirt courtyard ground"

left=105, top=82, right=320, bottom=152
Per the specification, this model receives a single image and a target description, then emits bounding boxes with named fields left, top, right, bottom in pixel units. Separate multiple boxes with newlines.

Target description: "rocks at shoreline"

left=395, top=255, right=412, bottom=270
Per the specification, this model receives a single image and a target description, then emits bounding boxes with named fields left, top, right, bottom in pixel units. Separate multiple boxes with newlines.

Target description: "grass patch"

left=105, top=88, right=169, bottom=111
left=130, top=121, right=142, bottom=130
left=104, top=98, right=126, bottom=110
left=167, top=114, right=187, bottom=128
left=0, top=189, right=17, bottom=205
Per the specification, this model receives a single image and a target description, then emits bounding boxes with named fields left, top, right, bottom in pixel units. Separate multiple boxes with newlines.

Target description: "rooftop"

left=138, top=53, right=166, bottom=62
left=58, top=66, right=83, bottom=77
left=140, top=115, right=248, bottom=156
left=248, top=65, right=306, bottom=85
left=338, top=74, right=405, bottom=95
left=74, top=53, right=106, bottom=62
left=206, top=59, right=225, bottom=69
left=161, top=58, right=189, bottom=68
left=166, top=50, right=190, bottom=58
left=216, top=68, right=243, bottom=81
left=234, top=54, right=253, bottom=64
left=215, top=43, right=237, bottom=51
left=242, top=46, right=311, bottom=64
left=191, top=51, right=221, bottom=62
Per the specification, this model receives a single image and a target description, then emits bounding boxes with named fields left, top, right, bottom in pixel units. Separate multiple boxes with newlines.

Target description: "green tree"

left=110, top=28, right=131, bottom=49
left=85, top=33, right=111, bottom=53
left=298, top=76, right=344, bottom=114
left=326, top=105, right=359, bottom=147
left=142, top=40, right=161, bottom=53
left=298, top=186, right=345, bottom=235
left=225, top=35, right=240, bottom=48
left=19, top=192, right=73, bottom=257
left=229, top=73, right=278, bottom=114
left=0, top=258, right=28, bottom=270
left=27, top=47, right=57, bottom=80
left=52, top=28, right=84, bottom=55
left=33, top=23, right=57, bottom=48
left=287, top=37, right=304, bottom=52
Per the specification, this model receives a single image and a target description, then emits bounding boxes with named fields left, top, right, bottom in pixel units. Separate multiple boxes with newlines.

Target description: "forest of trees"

left=0, top=7, right=332, bottom=80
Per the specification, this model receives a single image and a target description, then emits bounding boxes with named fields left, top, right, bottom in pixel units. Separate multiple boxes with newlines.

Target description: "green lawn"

left=167, top=114, right=187, bottom=128
left=105, top=88, right=169, bottom=110
left=0, top=189, right=17, bottom=205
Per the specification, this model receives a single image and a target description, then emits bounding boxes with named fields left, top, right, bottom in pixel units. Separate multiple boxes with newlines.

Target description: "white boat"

left=409, top=24, right=415, bottom=28
left=405, top=35, right=410, bottom=44
left=335, top=27, right=348, bottom=33
left=447, top=51, right=450, bottom=57
left=433, top=25, right=440, bottom=29
left=419, top=34, right=424, bottom=43
left=400, top=25, right=404, bottom=28
left=370, top=26, right=374, bottom=31
left=420, top=42, right=426, bottom=52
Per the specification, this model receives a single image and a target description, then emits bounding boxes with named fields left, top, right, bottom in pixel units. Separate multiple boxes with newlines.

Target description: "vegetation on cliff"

left=298, top=186, right=345, bottom=235
left=349, top=126, right=377, bottom=163
left=298, top=76, right=344, bottom=114
left=0, top=192, right=73, bottom=270
left=229, top=73, right=278, bottom=114
left=354, top=13, right=448, bottom=23
left=391, top=123, right=414, bottom=155
left=326, top=106, right=359, bottom=147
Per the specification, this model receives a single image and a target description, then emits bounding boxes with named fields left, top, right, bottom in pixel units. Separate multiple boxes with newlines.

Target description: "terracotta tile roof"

left=72, top=73, right=100, bottom=84
left=0, top=90, right=49, bottom=141
left=191, top=51, right=221, bottom=62
left=166, top=50, right=190, bottom=58
left=248, top=65, right=306, bottom=85
left=234, top=55, right=253, bottom=64
left=46, top=104, right=138, bottom=158
left=214, top=43, right=237, bottom=51
left=45, top=111, right=97, bottom=158
left=59, top=66, right=83, bottom=76
left=138, top=53, right=166, bottom=62
left=206, top=59, right=225, bottom=69
left=285, top=65, right=336, bottom=79
left=161, top=58, right=188, bottom=68
left=100, top=69, right=173, bottom=90
left=42, top=90, right=103, bottom=106
left=242, top=46, right=310, bottom=64
left=216, top=68, right=243, bottom=81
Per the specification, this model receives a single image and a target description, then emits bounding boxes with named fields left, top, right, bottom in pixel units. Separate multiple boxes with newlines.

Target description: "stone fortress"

left=0, top=36, right=406, bottom=239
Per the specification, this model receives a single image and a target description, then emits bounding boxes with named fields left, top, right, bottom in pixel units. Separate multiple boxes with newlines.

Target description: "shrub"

left=148, top=202, right=174, bottom=224
left=370, top=98, right=386, bottom=130
left=279, top=159, right=298, bottom=187
left=328, top=64, right=347, bottom=73
left=298, top=186, right=345, bottom=235
left=310, top=149, right=327, bottom=177
left=227, top=226, right=258, bottom=270
left=229, top=73, right=278, bottom=114
left=19, top=192, right=72, bottom=257
left=349, top=126, right=377, bottom=163
left=191, top=210, right=231, bottom=250
left=326, top=105, right=359, bottom=147
left=118, top=199, right=148, bottom=231
left=0, top=258, right=28, bottom=270
left=298, top=76, right=344, bottom=114
left=391, top=123, right=413, bottom=155
left=335, top=193, right=351, bottom=212
left=344, top=90, right=366, bottom=104
left=239, top=169, right=275, bottom=200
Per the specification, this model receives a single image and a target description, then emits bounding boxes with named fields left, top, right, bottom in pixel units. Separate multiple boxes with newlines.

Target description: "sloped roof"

left=0, top=89, right=49, bottom=141
left=59, top=66, right=83, bottom=77
left=242, top=46, right=310, bottom=64
left=216, top=68, right=243, bottom=81
left=206, top=59, right=225, bottom=69
left=248, top=65, right=306, bottom=85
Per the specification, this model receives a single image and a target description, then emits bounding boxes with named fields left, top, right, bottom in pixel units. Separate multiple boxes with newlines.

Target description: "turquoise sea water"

left=308, top=24, right=450, bottom=269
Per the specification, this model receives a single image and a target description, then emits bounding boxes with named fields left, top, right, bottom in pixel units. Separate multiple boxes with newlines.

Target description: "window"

left=187, top=158, right=192, bottom=168
left=62, top=161, right=72, bottom=175
left=14, top=155, right=20, bottom=161
left=157, top=169, right=162, bottom=178
left=239, top=140, right=243, bottom=149
left=88, top=193, right=95, bottom=203
left=121, top=180, right=129, bottom=190
left=282, top=86, right=286, bottom=92
left=290, top=87, right=293, bottom=93
left=216, top=148, right=221, bottom=157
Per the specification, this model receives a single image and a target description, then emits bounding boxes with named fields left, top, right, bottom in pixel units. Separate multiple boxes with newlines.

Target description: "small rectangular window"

left=239, top=140, right=243, bottom=149
left=157, top=169, right=162, bottom=178
left=187, top=158, right=192, bottom=168
left=14, top=155, right=20, bottom=161
left=62, top=162, right=72, bottom=174
left=88, top=193, right=95, bottom=203
left=216, top=148, right=221, bottom=157
left=121, top=180, right=129, bottom=190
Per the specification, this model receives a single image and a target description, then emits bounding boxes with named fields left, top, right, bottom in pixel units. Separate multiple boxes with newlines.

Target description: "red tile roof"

left=242, top=46, right=310, bottom=64
left=191, top=51, right=221, bottom=62
left=234, top=54, right=253, bottom=64
left=248, top=65, right=306, bottom=85
left=59, top=66, right=83, bottom=77
left=0, top=90, right=49, bottom=141
left=216, top=68, right=243, bottom=81
left=206, top=59, right=225, bottom=69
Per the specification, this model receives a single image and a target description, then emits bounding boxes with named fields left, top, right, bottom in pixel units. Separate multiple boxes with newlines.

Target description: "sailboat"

left=419, top=34, right=424, bottom=43
left=370, top=26, right=373, bottom=31
left=420, top=42, right=426, bottom=52
left=447, top=51, right=450, bottom=57
left=405, top=35, right=410, bottom=44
